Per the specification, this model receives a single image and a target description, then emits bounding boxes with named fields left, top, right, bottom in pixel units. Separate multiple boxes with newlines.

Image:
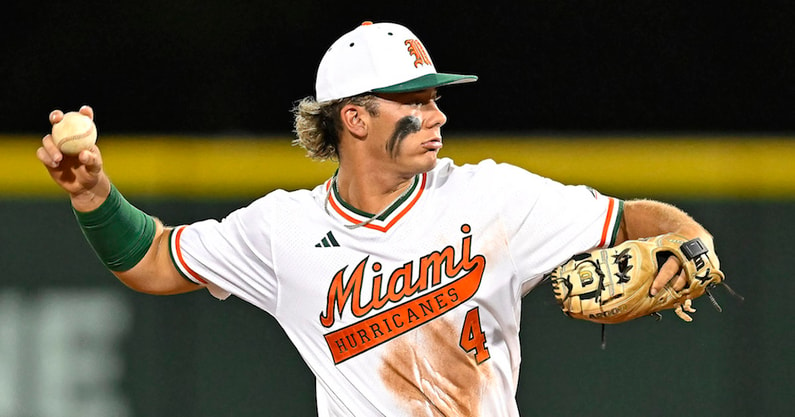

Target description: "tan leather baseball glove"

left=547, top=233, right=726, bottom=324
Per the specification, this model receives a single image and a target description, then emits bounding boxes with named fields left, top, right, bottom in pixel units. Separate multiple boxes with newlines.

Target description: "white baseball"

left=51, top=112, right=97, bottom=155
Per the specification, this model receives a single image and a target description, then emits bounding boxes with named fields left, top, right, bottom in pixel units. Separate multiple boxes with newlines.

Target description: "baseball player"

left=36, top=22, right=719, bottom=416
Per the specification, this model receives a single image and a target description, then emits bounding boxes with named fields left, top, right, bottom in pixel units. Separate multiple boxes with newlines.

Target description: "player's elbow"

left=113, top=267, right=201, bottom=295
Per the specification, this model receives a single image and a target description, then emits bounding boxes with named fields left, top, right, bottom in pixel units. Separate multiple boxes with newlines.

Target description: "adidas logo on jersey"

left=315, top=231, right=340, bottom=248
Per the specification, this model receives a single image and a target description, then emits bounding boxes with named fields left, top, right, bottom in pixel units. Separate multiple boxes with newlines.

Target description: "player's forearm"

left=73, top=182, right=157, bottom=272
left=74, top=184, right=201, bottom=294
left=618, top=199, right=712, bottom=243
left=75, top=182, right=201, bottom=294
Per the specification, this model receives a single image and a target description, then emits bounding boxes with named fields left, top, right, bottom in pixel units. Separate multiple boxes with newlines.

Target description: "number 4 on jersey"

left=459, top=307, right=490, bottom=364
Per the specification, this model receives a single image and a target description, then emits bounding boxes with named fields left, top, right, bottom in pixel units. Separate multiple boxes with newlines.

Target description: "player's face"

left=369, top=89, right=447, bottom=175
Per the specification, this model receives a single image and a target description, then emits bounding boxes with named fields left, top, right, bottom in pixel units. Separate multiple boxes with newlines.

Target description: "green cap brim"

left=372, top=73, right=478, bottom=94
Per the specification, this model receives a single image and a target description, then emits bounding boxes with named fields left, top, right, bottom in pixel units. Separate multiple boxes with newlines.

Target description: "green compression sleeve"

left=73, top=184, right=156, bottom=271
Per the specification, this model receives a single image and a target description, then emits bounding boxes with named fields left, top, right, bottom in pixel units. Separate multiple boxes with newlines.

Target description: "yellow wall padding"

left=4, top=134, right=794, bottom=199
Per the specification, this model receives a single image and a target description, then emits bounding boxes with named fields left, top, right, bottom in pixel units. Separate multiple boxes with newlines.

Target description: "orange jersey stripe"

left=174, top=226, right=208, bottom=284
left=599, top=197, right=616, bottom=247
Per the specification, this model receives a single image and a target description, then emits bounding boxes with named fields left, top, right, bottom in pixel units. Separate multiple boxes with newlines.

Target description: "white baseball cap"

left=315, top=21, right=478, bottom=102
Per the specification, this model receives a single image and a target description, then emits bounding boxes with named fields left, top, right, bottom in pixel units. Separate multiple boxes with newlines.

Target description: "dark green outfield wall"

left=1, top=197, right=790, bottom=417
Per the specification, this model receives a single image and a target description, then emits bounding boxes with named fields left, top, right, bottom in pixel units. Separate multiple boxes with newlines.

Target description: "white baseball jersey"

left=169, top=157, right=623, bottom=417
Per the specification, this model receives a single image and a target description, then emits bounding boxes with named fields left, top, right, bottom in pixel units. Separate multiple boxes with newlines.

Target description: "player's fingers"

left=49, top=110, right=64, bottom=125
left=649, top=255, right=681, bottom=296
left=36, top=145, right=58, bottom=168
left=78, top=145, right=103, bottom=174
left=39, top=135, right=63, bottom=167
left=670, top=268, right=688, bottom=292
left=78, top=105, right=94, bottom=120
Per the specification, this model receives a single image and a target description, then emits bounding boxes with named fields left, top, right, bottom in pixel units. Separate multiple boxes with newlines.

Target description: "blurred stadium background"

left=2, top=1, right=793, bottom=416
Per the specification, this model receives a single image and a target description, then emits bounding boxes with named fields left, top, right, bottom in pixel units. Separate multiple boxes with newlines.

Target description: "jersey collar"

left=325, top=173, right=426, bottom=232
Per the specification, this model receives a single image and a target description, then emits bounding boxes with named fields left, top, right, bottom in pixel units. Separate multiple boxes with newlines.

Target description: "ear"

left=340, top=104, right=368, bottom=139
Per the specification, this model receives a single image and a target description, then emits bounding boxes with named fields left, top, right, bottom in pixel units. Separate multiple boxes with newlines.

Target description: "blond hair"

left=292, top=95, right=380, bottom=161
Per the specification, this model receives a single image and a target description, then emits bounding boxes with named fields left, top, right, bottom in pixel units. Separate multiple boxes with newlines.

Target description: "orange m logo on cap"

left=405, top=39, right=432, bottom=68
